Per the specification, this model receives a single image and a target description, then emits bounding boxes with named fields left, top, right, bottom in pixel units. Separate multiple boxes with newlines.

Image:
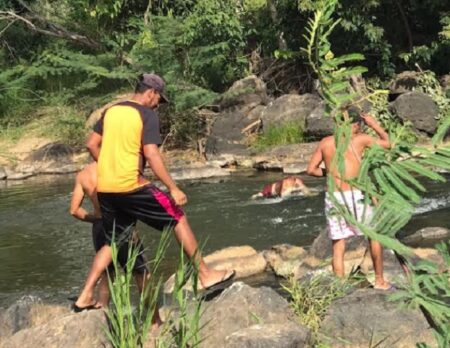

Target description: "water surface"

left=0, top=172, right=449, bottom=307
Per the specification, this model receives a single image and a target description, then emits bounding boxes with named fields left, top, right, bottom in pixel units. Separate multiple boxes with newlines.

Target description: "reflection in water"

left=0, top=172, right=449, bottom=306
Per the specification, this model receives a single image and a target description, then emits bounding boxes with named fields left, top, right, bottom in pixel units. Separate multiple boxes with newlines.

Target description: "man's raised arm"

left=361, top=114, right=390, bottom=149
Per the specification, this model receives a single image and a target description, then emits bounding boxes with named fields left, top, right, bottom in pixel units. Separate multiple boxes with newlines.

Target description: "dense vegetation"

left=0, top=0, right=449, bottom=148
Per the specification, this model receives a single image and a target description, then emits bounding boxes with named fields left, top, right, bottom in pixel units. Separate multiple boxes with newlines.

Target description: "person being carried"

left=73, top=73, right=235, bottom=318
left=70, top=162, right=149, bottom=308
left=307, top=106, right=394, bottom=290
left=251, top=176, right=313, bottom=199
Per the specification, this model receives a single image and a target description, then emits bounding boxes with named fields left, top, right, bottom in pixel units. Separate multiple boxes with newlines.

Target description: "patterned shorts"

left=325, top=190, right=373, bottom=240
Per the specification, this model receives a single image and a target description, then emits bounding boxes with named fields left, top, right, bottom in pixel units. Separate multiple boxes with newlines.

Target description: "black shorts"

left=98, top=184, right=184, bottom=243
left=92, top=220, right=148, bottom=274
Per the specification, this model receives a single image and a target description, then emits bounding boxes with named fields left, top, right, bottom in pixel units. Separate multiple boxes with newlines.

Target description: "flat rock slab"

left=319, top=289, right=435, bottom=348
left=225, top=323, right=310, bottom=348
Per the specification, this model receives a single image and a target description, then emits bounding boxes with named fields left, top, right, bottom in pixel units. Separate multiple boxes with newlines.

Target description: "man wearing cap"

left=73, top=74, right=235, bottom=314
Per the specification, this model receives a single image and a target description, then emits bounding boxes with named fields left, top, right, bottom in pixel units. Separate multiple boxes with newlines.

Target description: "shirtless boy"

left=70, top=162, right=149, bottom=308
left=252, top=176, right=313, bottom=199
left=307, top=107, right=393, bottom=290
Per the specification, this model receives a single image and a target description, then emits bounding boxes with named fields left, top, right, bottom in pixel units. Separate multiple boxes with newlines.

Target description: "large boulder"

left=1, top=310, right=110, bottom=348
left=218, top=75, right=269, bottom=112
left=319, top=289, right=435, bottom=347
left=205, top=107, right=263, bottom=156
left=198, top=282, right=311, bottom=348
left=389, top=71, right=421, bottom=95
left=169, top=164, right=230, bottom=181
left=391, top=92, right=439, bottom=135
left=303, top=102, right=334, bottom=140
left=0, top=167, right=6, bottom=180
left=401, top=227, right=450, bottom=247
left=260, top=94, right=320, bottom=131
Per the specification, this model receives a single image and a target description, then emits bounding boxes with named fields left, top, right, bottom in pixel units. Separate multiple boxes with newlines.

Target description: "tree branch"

left=0, top=3, right=102, bottom=50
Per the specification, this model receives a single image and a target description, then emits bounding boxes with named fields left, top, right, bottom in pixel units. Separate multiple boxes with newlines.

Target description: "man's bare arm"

left=70, top=179, right=98, bottom=223
left=361, top=114, right=390, bottom=149
left=86, top=132, right=102, bottom=161
left=143, top=144, right=187, bottom=206
left=307, top=143, right=326, bottom=177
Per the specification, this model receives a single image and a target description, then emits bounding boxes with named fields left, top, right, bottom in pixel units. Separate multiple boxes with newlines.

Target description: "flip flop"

left=373, top=283, right=397, bottom=291
left=71, top=302, right=101, bottom=313
left=203, top=270, right=236, bottom=295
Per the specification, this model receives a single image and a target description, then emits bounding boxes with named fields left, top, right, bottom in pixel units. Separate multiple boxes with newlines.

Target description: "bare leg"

left=133, top=271, right=162, bottom=331
left=369, top=239, right=390, bottom=289
left=97, top=271, right=111, bottom=307
left=75, top=245, right=112, bottom=308
left=332, top=239, right=346, bottom=277
left=173, top=216, right=234, bottom=288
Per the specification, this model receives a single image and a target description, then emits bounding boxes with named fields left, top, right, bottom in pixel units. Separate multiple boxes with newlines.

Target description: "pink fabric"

left=151, top=188, right=184, bottom=221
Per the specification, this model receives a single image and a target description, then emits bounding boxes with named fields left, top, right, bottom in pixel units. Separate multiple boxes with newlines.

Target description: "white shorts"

left=325, top=190, right=373, bottom=240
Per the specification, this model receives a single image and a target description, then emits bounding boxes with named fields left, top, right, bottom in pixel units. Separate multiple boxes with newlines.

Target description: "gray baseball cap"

left=141, top=73, right=169, bottom=103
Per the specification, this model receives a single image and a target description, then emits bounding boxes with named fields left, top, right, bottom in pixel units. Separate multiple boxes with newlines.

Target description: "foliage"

left=105, top=228, right=171, bottom=348
left=282, top=274, right=352, bottom=343
left=304, top=1, right=450, bottom=346
left=252, top=122, right=304, bottom=150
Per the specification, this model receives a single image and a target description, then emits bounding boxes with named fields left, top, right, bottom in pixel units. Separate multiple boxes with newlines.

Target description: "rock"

left=0, top=297, right=70, bottom=342
left=309, top=229, right=367, bottom=260
left=439, top=74, right=450, bottom=92
left=252, top=143, right=318, bottom=171
left=319, top=289, right=435, bottom=347
left=198, top=282, right=310, bottom=348
left=401, top=227, right=450, bottom=247
left=218, top=75, right=268, bottom=112
left=304, top=102, right=334, bottom=140
left=260, top=94, right=320, bottom=131
left=358, top=248, right=407, bottom=286
left=5, top=172, right=35, bottom=180
left=263, top=245, right=307, bottom=278
left=14, top=143, right=76, bottom=177
left=282, top=162, right=308, bottom=174
left=225, top=323, right=310, bottom=348
left=2, top=309, right=110, bottom=348
left=86, top=93, right=132, bottom=129
left=170, top=165, right=230, bottom=181
left=22, top=143, right=73, bottom=163
left=0, top=167, right=6, bottom=180
left=163, top=246, right=267, bottom=294
left=205, top=108, right=261, bottom=156
left=391, top=92, right=439, bottom=134
left=410, top=247, right=448, bottom=272
left=389, top=71, right=421, bottom=95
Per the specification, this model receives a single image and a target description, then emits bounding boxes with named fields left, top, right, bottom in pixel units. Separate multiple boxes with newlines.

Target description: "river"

left=0, top=172, right=449, bottom=307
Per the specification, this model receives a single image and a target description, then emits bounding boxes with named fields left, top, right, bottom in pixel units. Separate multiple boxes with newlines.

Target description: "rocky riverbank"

left=1, top=70, right=449, bottom=182
left=1, top=226, right=447, bottom=348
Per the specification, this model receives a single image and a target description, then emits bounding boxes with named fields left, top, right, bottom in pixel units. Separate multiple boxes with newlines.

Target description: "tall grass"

left=252, top=122, right=304, bottom=150
left=105, top=228, right=204, bottom=348
left=105, top=228, right=171, bottom=348
left=282, top=274, right=352, bottom=344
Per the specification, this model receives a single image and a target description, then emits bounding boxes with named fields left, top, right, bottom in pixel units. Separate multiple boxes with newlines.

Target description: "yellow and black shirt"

left=93, top=100, right=162, bottom=193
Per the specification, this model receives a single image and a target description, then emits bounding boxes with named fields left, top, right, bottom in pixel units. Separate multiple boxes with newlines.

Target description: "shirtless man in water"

left=70, top=162, right=149, bottom=308
left=307, top=107, right=393, bottom=290
left=251, top=176, right=313, bottom=199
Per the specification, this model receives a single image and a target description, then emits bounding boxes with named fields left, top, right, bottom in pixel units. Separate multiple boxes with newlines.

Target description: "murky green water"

left=0, top=172, right=449, bottom=307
